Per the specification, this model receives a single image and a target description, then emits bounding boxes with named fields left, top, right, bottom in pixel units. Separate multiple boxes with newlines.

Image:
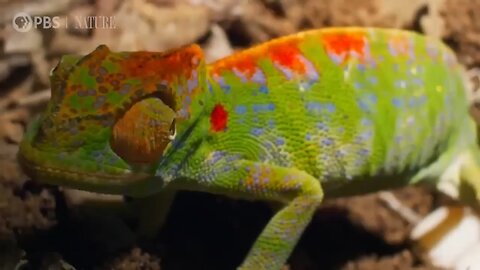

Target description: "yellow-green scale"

left=204, top=28, right=472, bottom=196
left=298, top=36, right=365, bottom=181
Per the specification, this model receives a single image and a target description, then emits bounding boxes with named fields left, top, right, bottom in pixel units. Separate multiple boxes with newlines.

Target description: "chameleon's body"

left=18, top=27, right=480, bottom=269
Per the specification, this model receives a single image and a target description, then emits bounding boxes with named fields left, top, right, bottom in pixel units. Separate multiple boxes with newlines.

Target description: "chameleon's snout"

left=18, top=112, right=166, bottom=197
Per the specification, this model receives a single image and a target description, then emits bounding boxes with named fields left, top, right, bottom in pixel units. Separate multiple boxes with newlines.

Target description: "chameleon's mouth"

left=17, top=86, right=177, bottom=198
left=18, top=116, right=164, bottom=197
left=18, top=150, right=164, bottom=197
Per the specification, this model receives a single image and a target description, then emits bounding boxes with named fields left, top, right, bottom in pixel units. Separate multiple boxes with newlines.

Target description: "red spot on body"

left=322, top=32, right=366, bottom=60
left=210, top=104, right=228, bottom=132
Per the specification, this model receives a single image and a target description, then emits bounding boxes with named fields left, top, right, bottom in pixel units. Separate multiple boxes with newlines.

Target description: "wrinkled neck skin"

left=154, top=88, right=212, bottom=190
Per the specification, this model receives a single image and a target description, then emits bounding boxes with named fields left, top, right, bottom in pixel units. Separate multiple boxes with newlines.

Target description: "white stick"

left=378, top=191, right=422, bottom=224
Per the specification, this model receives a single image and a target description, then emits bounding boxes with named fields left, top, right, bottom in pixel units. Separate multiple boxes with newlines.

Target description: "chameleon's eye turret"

left=19, top=43, right=208, bottom=194
left=110, top=97, right=176, bottom=165
left=35, top=43, right=206, bottom=153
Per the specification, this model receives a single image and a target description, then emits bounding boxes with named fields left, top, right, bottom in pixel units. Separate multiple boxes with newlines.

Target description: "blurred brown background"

left=0, top=0, right=479, bottom=269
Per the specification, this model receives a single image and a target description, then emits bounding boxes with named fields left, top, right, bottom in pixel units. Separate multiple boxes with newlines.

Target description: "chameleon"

left=17, top=27, right=480, bottom=269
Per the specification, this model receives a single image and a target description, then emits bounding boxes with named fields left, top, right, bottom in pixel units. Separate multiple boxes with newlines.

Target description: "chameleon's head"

left=18, top=44, right=207, bottom=197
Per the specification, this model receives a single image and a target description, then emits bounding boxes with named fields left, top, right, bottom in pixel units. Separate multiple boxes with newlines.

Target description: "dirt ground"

left=1, top=0, right=480, bottom=269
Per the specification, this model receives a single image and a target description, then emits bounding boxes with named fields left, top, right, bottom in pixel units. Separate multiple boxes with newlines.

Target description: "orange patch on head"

left=119, top=46, right=199, bottom=82
left=113, top=45, right=204, bottom=118
left=322, top=32, right=367, bottom=58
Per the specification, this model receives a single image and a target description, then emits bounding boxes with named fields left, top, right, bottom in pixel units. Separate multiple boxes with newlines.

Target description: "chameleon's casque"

left=19, top=44, right=207, bottom=195
left=18, top=27, right=480, bottom=270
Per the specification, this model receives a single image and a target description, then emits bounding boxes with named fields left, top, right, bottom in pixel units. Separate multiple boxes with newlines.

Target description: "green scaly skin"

left=18, top=27, right=480, bottom=269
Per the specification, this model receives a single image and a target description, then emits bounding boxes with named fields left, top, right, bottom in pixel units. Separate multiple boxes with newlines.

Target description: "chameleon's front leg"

left=197, top=160, right=324, bottom=270
left=240, top=189, right=323, bottom=269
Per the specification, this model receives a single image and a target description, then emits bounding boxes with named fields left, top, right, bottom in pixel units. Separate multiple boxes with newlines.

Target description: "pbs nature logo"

left=12, top=12, right=33, bottom=32
left=12, top=12, right=60, bottom=32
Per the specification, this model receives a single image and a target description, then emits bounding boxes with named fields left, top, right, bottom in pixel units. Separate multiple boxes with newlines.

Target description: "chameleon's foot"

left=238, top=193, right=323, bottom=270
left=192, top=159, right=324, bottom=270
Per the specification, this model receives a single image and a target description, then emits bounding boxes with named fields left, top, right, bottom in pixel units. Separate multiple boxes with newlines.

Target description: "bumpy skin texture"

left=18, top=27, right=480, bottom=269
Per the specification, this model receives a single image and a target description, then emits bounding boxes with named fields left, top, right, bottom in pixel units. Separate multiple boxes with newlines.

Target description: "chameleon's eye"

left=168, top=119, right=176, bottom=141
left=110, top=97, right=176, bottom=165
left=49, top=66, right=56, bottom=77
